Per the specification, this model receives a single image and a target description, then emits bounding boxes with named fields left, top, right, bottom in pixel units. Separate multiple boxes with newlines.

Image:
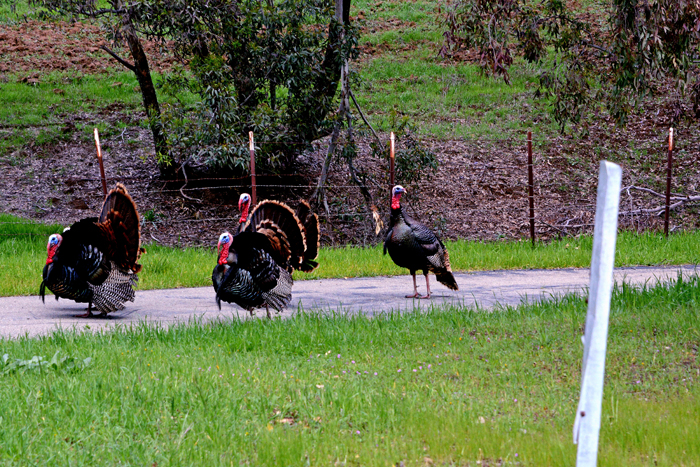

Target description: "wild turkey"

left=239, top=195, right=319, bottom=273
left=236, top=193, right=252, bottom=233
left=40, top=183, right=142, bottom=316
left=384, top=185, right=458, bottom=298
left=213, top=231, right=293, bottom=318
left=213, top=195, right=320, bottom=317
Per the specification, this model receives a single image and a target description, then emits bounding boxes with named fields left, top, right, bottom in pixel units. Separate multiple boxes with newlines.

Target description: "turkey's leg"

left=421, top=274, right=431, bottom=299
left=266, top=305, right=271, bottom=320
left=406, top=272, right=421, bottom=298
left=77, top=302, right=94, bottom=318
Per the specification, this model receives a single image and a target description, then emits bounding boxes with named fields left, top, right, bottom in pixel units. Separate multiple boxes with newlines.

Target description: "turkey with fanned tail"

left=40, top=183, right=143, bottom=316
left=384, top=185, right=458, bottom=298
left=239, top=195, right=320, bottom=273
left=212, top=195, right=320, bottom=317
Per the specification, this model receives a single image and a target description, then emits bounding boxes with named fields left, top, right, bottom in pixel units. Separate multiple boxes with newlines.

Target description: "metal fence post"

left=664, top=128, right=674, bottom=238
left=94, top=128, right=107, bottom=197
left=249, top=131, right=256, bottom=206
left=527, top=131, right=535, bottom=246
left=390, top=131, right=395, bottom=188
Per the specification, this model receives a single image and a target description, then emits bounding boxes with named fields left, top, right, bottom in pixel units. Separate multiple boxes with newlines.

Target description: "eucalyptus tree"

left=442, top=0, right=700, bottom=130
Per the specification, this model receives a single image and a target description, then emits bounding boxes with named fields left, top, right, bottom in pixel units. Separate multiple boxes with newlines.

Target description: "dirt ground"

left=2, top=19, right=700, bottom=248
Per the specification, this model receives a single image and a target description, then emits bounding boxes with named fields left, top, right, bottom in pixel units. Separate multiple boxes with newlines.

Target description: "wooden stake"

left=94, top=128, right=107, bottom=197
left=249, top=131, right=256, bottom=206
left=664, top=128, right=674, bottom=238
left=527, top=131, right=535, bottom=246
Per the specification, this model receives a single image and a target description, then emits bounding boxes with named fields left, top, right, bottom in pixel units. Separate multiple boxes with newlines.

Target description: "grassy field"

left=1, top=275, right=698, bottom=466
left=2, top=213, right=699, bottom=297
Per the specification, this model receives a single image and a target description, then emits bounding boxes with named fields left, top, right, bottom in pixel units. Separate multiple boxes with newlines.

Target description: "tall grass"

left=0, top=275, right=698, bottom=465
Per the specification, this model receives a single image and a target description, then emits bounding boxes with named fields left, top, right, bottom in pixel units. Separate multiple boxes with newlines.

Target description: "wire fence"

left=2, top=128, right=697, bottom=245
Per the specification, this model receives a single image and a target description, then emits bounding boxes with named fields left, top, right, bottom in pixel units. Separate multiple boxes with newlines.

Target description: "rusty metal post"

left=249, top=131, right=256, bottom=206
left=664, top=128, right=674, bottom=238
left=390, top=131, right=395, bottom=194
left=94, top=128, right=107, bottom=197
left=527, top=131, right=535, bottom=246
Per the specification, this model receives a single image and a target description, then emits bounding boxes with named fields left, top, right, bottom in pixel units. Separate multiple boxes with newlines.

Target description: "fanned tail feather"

left=245, top=200, right=306, bottom=269
left=436, top=270, right=459, bottom=291
left=99, top=183, right=142, bottom=273
left=296, top=200, right=320, bottom=271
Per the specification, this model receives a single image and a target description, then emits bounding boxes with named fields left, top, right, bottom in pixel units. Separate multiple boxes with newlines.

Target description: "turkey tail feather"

left=436, top=248, right=458, bottom=290
left=99, top=183, right=142, bottom=273
left=246, top=200, right=306, bottom=268
left=296, top=200, right=320, bottom=271
left=436, top=270, right=459, bottom=291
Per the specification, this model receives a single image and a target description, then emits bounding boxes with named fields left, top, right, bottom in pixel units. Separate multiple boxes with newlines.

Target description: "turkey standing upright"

left=384, top=185, right=458, bottom=298
left=40, top=183, right=142, bottom=316
left=212, top=196, right=319, bottom=317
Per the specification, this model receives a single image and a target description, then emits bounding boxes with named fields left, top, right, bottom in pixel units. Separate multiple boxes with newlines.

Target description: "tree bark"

left=119, top=9, right=174, bottom=179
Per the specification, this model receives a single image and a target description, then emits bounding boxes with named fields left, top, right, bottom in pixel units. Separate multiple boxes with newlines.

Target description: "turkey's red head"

left=217, top=232, right=233, bottom=265
left=46, top=234, right=62, bottom=265
left=238, top=193, right=251, bottom=224
left=391, top=185, right=405, bottom=210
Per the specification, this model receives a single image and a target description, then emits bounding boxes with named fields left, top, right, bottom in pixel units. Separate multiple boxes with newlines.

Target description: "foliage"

left=2, top=351, right=91, bottom=375
left=35, top=0, right=359, bottom=175
left=150, top=0, right=360, bottom=173
left=441, top=0, right=700, bottom=130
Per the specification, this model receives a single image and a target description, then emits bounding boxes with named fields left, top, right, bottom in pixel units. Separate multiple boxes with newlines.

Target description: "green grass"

left=2, top=214, right=700, bottom=297
left=0, top=70, right=197, bottom=155
left=1, top=275, right=698, bottom=465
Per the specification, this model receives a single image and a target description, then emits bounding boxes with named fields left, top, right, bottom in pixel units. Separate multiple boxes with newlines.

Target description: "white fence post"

left=573, top=161, right=622, bottom=466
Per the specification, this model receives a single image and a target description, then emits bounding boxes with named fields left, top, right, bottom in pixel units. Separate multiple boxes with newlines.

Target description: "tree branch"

left=349, top=89, right=382, bottom=148
left=100, top=45, right=137, bottom=72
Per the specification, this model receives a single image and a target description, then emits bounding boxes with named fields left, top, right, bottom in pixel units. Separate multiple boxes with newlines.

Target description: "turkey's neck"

left=390, top=206, right=407, bottom=226
left=239, top=203, right=250, bottom=225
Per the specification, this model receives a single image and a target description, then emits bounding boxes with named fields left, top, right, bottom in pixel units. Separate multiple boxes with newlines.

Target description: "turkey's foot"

left=406, top=292, right=431, bottom=299
left=76, top=303, right=94, bottom=318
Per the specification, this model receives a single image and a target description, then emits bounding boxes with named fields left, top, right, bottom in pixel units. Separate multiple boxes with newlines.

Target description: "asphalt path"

left=0, top=265, right=696, bottom=339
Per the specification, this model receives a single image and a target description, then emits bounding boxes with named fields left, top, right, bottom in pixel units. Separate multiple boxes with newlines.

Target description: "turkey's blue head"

left=238, top=193, right=251, bottom=225
left=217, top=232, right=233, bottom=266
left=391, top=185, right=405, bottom=210
left=46, top=234, right=62, bottom=265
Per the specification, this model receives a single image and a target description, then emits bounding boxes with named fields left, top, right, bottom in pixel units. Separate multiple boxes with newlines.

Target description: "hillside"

left=1, top=0, right=698, bottom=247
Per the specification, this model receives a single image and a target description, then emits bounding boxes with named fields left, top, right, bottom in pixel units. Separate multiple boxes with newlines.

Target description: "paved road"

left=0, top=265, right=696, bottom=339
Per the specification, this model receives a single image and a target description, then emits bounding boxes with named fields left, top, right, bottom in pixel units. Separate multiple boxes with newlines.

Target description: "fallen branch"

left=621, top=185, right=692, bottom=200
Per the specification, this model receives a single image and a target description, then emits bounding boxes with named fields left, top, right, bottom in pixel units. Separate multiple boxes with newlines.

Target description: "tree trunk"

left=120, top=11, right=174, bottom=179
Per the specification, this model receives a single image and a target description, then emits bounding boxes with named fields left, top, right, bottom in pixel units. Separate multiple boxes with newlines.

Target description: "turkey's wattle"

left=384, top=185, right=458, bottom=298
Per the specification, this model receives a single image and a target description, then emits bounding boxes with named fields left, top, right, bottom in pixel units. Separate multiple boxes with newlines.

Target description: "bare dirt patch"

left=0, top=20, right=176, bottom=76
left=2, top=102, right=699, bottom=249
